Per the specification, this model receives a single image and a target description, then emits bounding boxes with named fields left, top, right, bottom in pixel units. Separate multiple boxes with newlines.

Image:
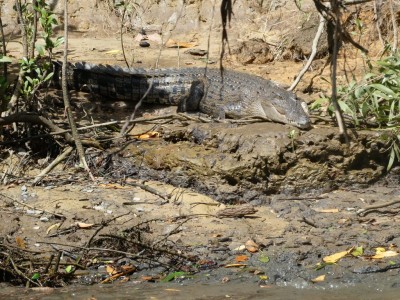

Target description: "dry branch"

left=289, top=13, right=326, bottom=91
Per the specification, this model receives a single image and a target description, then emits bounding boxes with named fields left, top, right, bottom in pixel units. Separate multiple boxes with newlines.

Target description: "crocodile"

left=52, top=62, right=311, bottom=129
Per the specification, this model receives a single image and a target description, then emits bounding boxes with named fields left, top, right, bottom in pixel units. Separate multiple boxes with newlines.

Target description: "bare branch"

left=289, top=13, right=326, bottom=91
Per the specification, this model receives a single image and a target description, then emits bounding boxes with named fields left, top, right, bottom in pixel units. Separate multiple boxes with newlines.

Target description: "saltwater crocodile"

left=53, top=62, right=311, bottom=129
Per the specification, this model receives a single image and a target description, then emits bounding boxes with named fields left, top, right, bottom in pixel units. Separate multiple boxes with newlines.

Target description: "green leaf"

left=31, top=273, right=40, bottom=280
left=388, top=147, right=396, bottom=171
left=351, top=246, right=363, bottom=257
left=0, top=55, right=12, bottom=63
left=161, top=271, right=188, bottom=282
left=369, top=83, right=396, bottom=97
left=259, top=253, right=270, bottom=264
left=65, top=265, right=74, bottom=273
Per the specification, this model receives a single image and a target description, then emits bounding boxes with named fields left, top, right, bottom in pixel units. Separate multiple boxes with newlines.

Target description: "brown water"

left=1, top=282, right=399, bottom=300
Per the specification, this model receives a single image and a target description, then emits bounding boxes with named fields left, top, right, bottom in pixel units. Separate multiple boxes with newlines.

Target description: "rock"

left=139, top=41, right=150, bottom=47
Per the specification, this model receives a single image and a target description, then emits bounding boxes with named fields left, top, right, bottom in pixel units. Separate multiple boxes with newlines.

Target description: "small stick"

left=32, top=146, right=73, bottom=185
left=357, top=199, right=400, bottom=216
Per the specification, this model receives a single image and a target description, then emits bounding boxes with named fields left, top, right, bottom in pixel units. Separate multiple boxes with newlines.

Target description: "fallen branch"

left=357, top=199, right=400, bottom=216
left=1, top=192, right=66, bottom=219
left=0, top=112, right=100, bottom=147
left=32, top=146, right=73, bottom=185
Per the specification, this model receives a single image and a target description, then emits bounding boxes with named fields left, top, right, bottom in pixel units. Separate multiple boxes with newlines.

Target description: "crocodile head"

left=262, top=89, right=311, bottom=129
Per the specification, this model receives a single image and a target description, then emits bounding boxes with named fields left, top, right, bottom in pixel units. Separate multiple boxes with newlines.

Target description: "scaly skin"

left=52, top=62, right=311, bottom=129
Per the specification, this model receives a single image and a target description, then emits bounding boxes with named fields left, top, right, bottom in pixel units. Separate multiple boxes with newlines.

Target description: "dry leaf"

left=371, top=250, right=399, bottom=259
left=76, top=222, right=94, bottom=229
left=311, top=275, right=326, bottom=283
left=98, top=183, right=130, bottom=189
left=105, top=49, right=121, bottom=55
left=15, top=236, right=26, bottom=249
left=106, top=265, right=117, bottom=275
left=46, top=223, right=61, bottom=235
left=134, top=131, right=160, bottom=140
left=165, top=39, right=196, bottom=48
left=245, top=239, right=259, bottom=253
left=224, top=263, right=247, bottom=268
left=235, top=255, right=249, bottom=262
left=313, top=208, right=339, bottom=213
left=322, top=248, right=353, bottom=263
left=141, top=276, right=154, bottom=281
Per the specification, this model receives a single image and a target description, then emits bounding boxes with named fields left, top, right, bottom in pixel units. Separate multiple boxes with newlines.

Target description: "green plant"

left=315, top=51, right=400, bottom=170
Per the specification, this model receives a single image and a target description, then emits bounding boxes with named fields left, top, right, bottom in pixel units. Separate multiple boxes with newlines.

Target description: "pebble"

left=139, top=41, right=150, bottom=47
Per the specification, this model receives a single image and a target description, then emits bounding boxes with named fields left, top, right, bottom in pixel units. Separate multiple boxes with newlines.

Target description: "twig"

left=52, top=251, right=62, bottom=274
left=120, top=5, right=129, bottom=68
left=125, top=181, right=170, bottom=201
left=389, top=0, right=398, bottom=52
left=0, top=251, right=40, bottom=286
left=14, top=0, right=28, bottom=57
left=38, top=241, right=151, bottom=258
left=300, top=216, right=318, bottom=228
left=85, top=212, right=131, bottom=249
left=357, top=199, right=400, bottom=216
left=289, top=13, right=326, bottom=91
left=330, top=0, right=350, bottom=145
left=62, top=0, right=95, bottom=181
left=1, top=192, right=66, bottom=219
left=32, top=146, right=73, bottom=185
left=0, top=113, right=101, bottom=147
left=29, top=0, right=38, bottom=59
left=0, top=13, right=7, bottom=80
left=374, top=0, right=384, bottom=47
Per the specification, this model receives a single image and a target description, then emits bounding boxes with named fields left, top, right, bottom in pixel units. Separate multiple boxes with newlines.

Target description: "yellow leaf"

left=105, top=49, right=121, bottom=54
left=371, top=250, right=398, bottom=259
left=259, top=275, right=269, bottom=280
left=134, top=131, right=160, bottom=140
left=46, top=223, right=61, bottom=235
left=375, top=247, right=386, bottom=254
left=106, top=265, right=117, bottom=275
left=322, top=248, right=353, bottom=263
left=311, top=275, right=326, bottom=283
left=76, top=222, right=94, bottom=229
left=313, top=208, right=339, bottom=213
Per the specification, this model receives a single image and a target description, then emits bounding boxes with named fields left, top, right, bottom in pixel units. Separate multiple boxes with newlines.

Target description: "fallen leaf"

left=76, top=222, right=94, bottom=229
left=46, top=223, right=61, bottom=235
left=351, top=246, right=363, bottom=257
left=15, top=236, right=26, bottom=249
left=165, top=39, right=197, bottom=48
left=235, top=255, right=249, bottom=262
left=245, top=239, right=259, bottom=253
left=141, top=276, right=154, bottom=281
left=258, top=253, right=270, bottom=263
left=259, top=275, right=269, bottom=281
left=98, top=183, right=130, bottom=189
left=371, top=250, right=398, bottom=259
left=233, top=245, right=246, bottom=251
left=313, top=208, right=339, bottom=213
left=323, top=248, right=353, bottom=263
left=105, top=49, right=121, bottom=55
left=106, top=265, right=117, bottom=275
left=224, top=264, right=247, bottom=268
left=311, top=274, right=326, bottom=283
left=134, top=131, right=160, bottom=140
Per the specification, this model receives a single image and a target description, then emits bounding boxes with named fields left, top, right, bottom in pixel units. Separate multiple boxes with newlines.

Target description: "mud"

left=1, top=0, right=400, bottom=293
